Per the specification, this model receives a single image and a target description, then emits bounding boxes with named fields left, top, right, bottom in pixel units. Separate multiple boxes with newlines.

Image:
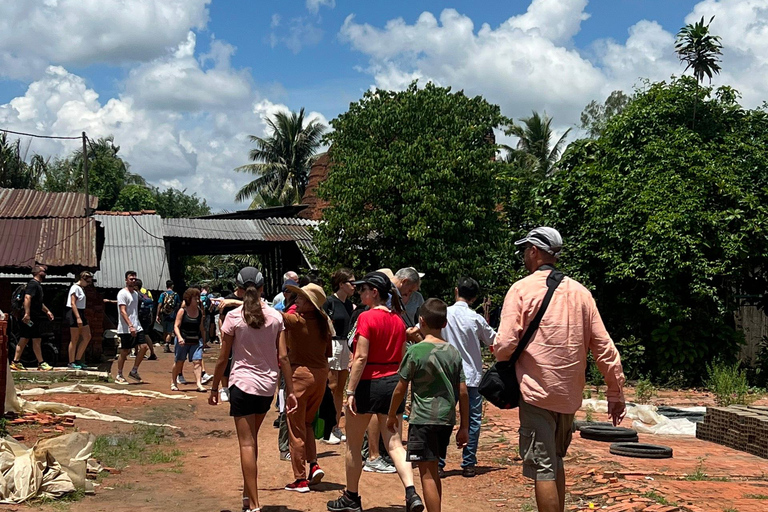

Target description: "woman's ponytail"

left=389, top=283, right=404, bottom=314
left=242, top=285, right=266, bottom=329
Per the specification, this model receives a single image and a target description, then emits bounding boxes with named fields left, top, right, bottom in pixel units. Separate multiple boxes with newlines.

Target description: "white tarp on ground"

left=0, top=432, right=94, bottom=503
left=18, top=384, right=192, bottom=400
left=581, top=399, right=697, bottom=436
left=17, top=399, right=179, bottom=429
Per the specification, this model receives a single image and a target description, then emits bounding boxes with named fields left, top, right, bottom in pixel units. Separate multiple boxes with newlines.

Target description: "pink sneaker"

left=285, top=479, right=310, bottom=493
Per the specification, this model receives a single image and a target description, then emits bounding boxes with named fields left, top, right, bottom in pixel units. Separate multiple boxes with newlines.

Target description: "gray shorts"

left=518, top=398, right=575, bottom=481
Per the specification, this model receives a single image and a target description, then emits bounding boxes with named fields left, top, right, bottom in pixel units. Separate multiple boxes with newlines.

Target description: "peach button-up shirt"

left=493, top=269, right=625, bottom=415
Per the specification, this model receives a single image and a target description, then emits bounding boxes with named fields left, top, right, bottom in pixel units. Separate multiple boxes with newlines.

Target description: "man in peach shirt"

left=494, top=227, right=626, bottom=512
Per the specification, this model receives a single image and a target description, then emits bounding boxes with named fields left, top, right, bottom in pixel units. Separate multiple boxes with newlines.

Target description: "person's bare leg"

left=133, top=344, right=148, bottom=369
left=14, top=338, right=29, bottom=362
left=234, top=413, right=266, bottom=510
left=68, top=328, right=80, bottom=363
left=75, top=326, right=92, bottom=361
left=378, top=413, right=414, bottom=488
left=32, top=338, right=44, bottom=365
left=367, top=415, right=381, bottom=460
left=557, top=464, right=566, bottom=512
left=534, top=480, right=561, bottom=512
left=171, top=360, right=184, bottom=386
left=329, top=369, right=349, bottom=430
left=117, top=349, right=129, bottom=375
left=193, top=360, right=204, bottom=390
left=418, top=461, right=442, bottom=512
left=344, top=412, right=371, bottom=493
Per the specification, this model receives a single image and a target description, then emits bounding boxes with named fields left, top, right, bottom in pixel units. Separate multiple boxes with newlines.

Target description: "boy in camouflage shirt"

left=387, top=298, right=469, bottom=512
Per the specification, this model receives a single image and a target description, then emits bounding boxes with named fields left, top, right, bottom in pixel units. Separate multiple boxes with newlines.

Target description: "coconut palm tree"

left=675, top=16, right=723, bottom=126
left=503, top=111, right=570, bottom=176
left=236, top=108, right=325, bottom=207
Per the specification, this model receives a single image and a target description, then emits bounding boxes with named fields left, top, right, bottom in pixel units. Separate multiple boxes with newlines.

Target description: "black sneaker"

left=406, top=492, right=425, bottom=512
left=327, top=491, right=362, bottom=512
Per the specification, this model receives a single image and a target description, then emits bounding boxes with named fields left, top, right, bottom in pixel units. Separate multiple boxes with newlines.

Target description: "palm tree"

left=236, top=108, right=325, bottom=207
left=503, top=111, right=570, bottom=176
left=675, top=16, right=723, bottom=126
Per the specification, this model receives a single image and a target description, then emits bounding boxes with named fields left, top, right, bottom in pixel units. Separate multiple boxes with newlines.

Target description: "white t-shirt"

left=117, top=288, right=142, bottom=334
left=66, top=284, right=86, bottom=309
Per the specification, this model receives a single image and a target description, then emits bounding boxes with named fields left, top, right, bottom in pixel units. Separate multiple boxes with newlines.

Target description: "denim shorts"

left=174, top=339, right=203, bottom=362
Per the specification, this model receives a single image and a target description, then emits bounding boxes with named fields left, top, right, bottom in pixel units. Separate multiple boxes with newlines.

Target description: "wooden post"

left=82, top=132, right=89, bottom=217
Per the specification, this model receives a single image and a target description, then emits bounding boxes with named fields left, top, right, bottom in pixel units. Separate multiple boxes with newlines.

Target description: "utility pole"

left=82, top=132, right=90, bottom=216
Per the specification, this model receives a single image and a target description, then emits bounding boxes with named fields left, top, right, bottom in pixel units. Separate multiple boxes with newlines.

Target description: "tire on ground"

left=609, top=442, right=673, bottom=459
left=579, top=425, right=639, bottom=443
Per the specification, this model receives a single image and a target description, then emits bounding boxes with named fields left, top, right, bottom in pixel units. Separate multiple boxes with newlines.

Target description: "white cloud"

left=306, top=0, right=336, bottom=15
left=270, top=17, right=324, bottom=53
left=0, top=0, right=210, bottom=79
left=125, top=32, right=253, bottom=111
left=340, top=0, right=768, bottom=136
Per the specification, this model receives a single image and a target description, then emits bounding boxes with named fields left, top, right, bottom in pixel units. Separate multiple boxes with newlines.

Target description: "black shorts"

left=19, top=317, right=43, bottom=339
left=118, top=331, right=147, bottom=351
left=229, top=385, right=273, bottom=417
left=355, top=374, right=405, bottom=415
left=406, top=424, right=453, bottom=462
left=65, top=308, right=88, bottom=328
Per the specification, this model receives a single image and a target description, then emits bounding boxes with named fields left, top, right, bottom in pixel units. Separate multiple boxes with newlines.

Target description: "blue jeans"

left=440, top=386, right=483, bottom=468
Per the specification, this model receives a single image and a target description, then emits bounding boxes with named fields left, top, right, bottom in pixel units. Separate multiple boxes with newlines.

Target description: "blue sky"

left=0, top=0, right=765, bottom=211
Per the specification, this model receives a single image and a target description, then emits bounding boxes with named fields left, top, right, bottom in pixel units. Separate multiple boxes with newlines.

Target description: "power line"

left=0, top=127, right=81, bottom=141
left=129, top=213, right=165, bottom=241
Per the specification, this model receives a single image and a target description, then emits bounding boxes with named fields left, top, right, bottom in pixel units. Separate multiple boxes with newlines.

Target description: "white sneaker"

left=324, top=432, right=341, bottom=445
left=177, top=374, right=187, bottom=385
left=201, top=373, right=213, bottom=384
left=219, top=387, right=230, bottom=402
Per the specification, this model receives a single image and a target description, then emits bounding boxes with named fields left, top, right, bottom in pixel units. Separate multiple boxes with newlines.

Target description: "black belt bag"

left=479, top=268, right=564, bottom=409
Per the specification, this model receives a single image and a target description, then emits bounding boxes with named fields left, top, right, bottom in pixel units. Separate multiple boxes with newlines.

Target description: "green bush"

left=706, top=359, right=752, bottom=406
left=635, top=376, right=657, bottom=404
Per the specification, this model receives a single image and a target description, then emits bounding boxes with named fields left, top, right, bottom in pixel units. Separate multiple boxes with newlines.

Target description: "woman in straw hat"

left=281, top=282, right=334, bottom=494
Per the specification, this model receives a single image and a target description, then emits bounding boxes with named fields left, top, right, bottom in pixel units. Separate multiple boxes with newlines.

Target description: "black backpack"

left=10, top=284, right=26, bottom=315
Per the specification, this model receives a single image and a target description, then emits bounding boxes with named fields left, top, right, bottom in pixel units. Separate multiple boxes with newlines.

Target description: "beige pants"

left=518, top=398, right=574, bottom=481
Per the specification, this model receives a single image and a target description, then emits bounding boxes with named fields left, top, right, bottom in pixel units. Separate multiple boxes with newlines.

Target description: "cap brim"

left=514, top=237, right=530, bottom=246
left=351, top=279, right=368, bottom=286
left=417, top=272, right=425, bottom=278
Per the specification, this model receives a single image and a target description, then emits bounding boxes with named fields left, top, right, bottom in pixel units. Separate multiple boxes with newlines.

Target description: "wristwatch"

left=346, top=389, right=356, bottom=397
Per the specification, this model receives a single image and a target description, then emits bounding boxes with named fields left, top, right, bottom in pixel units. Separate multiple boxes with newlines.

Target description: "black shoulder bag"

left=479, top=267, right=565, bottom=409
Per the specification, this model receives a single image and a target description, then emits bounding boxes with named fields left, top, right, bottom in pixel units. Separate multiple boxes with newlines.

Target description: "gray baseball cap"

left=236, top=267, right=264, bottom=288
left=514, top=227, right=563, bottom=257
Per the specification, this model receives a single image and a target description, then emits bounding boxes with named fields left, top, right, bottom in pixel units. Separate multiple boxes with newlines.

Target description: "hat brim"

left=514, top=237, right=531, bottom=246
left=351, top=279, right=368, bottom=286
left=284, top=285, right=328, bottom=317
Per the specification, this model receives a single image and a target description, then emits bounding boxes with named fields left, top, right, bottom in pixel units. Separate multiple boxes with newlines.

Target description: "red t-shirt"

left=354, top=308, right=406, bottom=380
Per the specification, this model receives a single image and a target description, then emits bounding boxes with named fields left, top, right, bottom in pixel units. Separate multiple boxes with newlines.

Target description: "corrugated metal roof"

left=0, top=218, right=100, bottom=269
left=93, top=213, right=170, bottom=290
left=162, top=218, right=317, bottom=244
left=0, top=188, right=98, bottom=218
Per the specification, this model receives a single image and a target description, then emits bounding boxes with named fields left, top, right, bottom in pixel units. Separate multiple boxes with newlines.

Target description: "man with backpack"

left=11, top=265, right=54, bottom=371
left=156, top=280, right=180, bottom=353
left=136, top=279, right=158, bottom=361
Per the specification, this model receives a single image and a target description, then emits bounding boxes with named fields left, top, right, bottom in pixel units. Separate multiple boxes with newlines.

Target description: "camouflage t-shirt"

left=398, top=341, right=465, bottom=426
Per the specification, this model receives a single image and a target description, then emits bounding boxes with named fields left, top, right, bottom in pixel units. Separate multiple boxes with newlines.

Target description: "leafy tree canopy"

left=579, top=90, right=632, bottom=138
left=541, top=76, right=768, bottom=381
left=113, top=184, right=158, bottom=212
left=314, top=82, right=508, bottom=298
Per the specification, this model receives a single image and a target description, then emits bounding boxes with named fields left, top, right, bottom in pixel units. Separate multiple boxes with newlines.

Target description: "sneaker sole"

left=408, top=498, right=425, bottom=512
left=284, top=485, right=310, bottom=493
left=327, top=503, right=362, bottom=512
left=115, top=380, right=129, bottom=385
left=310, top=468, right=325, bottom=485
left=128, top=375, right=142, bottom=382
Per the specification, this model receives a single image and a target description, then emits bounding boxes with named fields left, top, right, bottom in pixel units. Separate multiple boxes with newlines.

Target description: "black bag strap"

left=509, top=267, right=565, bottom=365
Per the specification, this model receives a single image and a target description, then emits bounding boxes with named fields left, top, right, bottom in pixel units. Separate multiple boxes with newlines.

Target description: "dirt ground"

left=8, top=346, right=768, bottom=512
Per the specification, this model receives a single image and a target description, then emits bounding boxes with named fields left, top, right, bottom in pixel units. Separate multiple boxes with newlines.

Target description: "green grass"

left=641, top=490, right=676, bottom=506
left=520, top=502, right=535, bottom=512
left=92, top=426, right=183, bottom=470
left=32, top=489, right=86, bottom=511
left=685, top=458, right=708, bottom=481
left=745, top=494, right=768, bottom=499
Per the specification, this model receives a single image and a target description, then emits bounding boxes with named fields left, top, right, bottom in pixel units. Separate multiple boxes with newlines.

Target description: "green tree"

left=675, top=16, right=723, bottom=126
left=314, top=82, right=508, bottom=298
left=580, top=90, right=632, bottom=138
left=113, top=184, right=158, bottom=211
left=236, top=108, right=325, bottom=207
left=154, top=187, right=210, bottom=218
left=504, top=111, right=570, bottom=176
left=543, top=77, right=768, bottom=383
left=0, top=134, right=43, bottom=189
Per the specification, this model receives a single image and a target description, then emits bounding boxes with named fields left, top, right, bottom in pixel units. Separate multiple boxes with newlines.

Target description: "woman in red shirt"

left=327, top=271, right=424, bottom=512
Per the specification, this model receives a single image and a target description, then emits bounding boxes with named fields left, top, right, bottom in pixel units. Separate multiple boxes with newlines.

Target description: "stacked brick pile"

left=695, top=405, right=768, bottom=458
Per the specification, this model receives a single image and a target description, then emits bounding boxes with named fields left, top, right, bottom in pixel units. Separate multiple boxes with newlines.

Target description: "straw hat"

left=285, top=283, right=335, bottom=336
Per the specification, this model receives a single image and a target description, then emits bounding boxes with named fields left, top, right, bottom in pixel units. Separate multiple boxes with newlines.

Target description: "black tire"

left=572, top=420, right=613, bottom=432
left=609, top=442, right=673, bottom=459
left=579, top=425, right=639, bottom=443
